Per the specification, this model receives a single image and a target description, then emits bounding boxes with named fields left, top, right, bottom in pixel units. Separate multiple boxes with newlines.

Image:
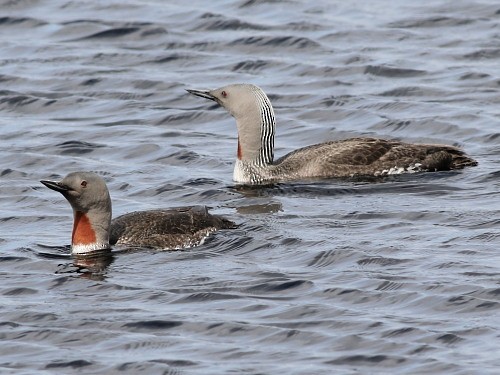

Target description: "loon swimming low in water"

left=187, top=83, right=477, bottom=185
left=41, top=171, right=236, bottom=255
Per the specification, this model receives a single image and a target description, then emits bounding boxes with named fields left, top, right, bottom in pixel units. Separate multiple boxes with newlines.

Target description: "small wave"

left=244, top=279, right=313, bottom=295
left=307, top=249, right=358, bottom=268
left=231, top=59, right=270, bottom=72
left=284, top=21, right=323, bottom=31
left=174, top=292, right=242, bottom=303
left=0, top=92, right=38, bottom=108
left=123, top=320, right=183, bottom=330
left=156, top=111, right=208, bottom=125
left=364, top=65, right=426, bottom=78
left=436, top=333, right=463, bottom=344
left=116, top=362, right=184, bottom=374
left=239, top=0, right=281, bottom=7
left=463, top=48, right=500, bottom=60
left=80, top=78, right=101, bottom=86
left=357, top=256, right=410, bottom=267
left=79, top=27, right=140, bottom=40
left=459, top=72, right=491, bottom=80
left=55, top=140, right=105, bottom=155
left=192, top=13, right=267, bottom=31
left=155, top=150, right=200, bottom=165
left=3, top=287, right=38, bottom=296
left=45, top=360, right=93, bottom=369
left=320, top=96, right=348, bottom=107
left=382, top=327, right=416, bottom=338
left=150, top=53, right=194, bottom=64
left=230, top=35, right=320, bottom=49
left=0, top=16, right=45, bottom=27
left=1, top=168, right=27, bottom=178
left=375, top=280, right=406, bottom=291
left=379, top=86, right=445, bottom=97
left=389, top=16, right=474, bottom=28
left=326, top=354, right=406, bottom=366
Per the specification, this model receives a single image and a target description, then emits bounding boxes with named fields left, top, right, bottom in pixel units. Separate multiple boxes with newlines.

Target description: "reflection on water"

left=234, top=202, right=282, bottom=215
left=71, top=252, right=115, bottom=281
left=37, top=245, right=115, bottom=281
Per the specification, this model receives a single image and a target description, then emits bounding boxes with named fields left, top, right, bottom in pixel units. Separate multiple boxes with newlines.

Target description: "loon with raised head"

left=41, top=171, right=236, bottom=255
left=187, top=83, right=477, bottom=185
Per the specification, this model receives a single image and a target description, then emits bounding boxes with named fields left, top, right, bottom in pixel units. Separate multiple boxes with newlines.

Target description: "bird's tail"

left=424, top=145, right=477, bottom=170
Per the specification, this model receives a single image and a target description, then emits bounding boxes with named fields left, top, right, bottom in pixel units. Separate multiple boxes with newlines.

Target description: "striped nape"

left=253, top=88, right=275, bottom=165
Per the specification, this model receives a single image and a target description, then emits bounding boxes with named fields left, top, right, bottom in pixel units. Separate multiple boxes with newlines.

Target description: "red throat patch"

left=72, top=211, right=97, bottom=245
left=237, top=137, right=242, bottom=160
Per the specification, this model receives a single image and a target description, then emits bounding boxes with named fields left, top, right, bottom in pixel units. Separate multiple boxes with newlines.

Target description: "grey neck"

left=88, top=206, right=112, bottom=245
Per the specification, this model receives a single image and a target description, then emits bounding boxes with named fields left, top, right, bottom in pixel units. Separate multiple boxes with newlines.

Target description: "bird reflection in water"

left=52, top=249, right=114, bottom=281
left=72, top=251, right=114, bottom=281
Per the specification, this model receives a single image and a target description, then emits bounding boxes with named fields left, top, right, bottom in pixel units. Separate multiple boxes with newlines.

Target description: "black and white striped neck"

left=252, top=86, right=275, bottom=166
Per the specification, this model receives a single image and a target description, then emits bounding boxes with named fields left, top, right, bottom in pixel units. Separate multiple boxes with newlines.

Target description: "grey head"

left=41, top=171, right=112, bottom=215
left=187, top=83, right=276, bottom=165
left=41, top=171, right=112, bottom=253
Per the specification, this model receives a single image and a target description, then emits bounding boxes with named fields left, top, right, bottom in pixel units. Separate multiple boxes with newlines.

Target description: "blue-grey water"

left=1, top=1, right=500, bottom=374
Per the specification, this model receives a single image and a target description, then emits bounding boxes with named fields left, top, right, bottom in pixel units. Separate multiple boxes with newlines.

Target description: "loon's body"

left=41, top=172, right=235, bottom=255
left=109, top=207, right=231, bottom=250
left=187, top=84, right=477, bottom=184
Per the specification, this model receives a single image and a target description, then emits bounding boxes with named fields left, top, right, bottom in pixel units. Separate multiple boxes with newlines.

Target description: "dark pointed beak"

left=186, top=89, right=216, bottom=102
left=40, top=180, right=70, bottom=193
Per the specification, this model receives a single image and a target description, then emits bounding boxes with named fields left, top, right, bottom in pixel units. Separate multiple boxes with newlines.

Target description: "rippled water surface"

left=1, top=1, right=500, bottom=374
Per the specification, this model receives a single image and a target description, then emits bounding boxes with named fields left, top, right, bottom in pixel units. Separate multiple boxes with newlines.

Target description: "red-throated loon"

left=187, top=83, right=477, bottom=184
left=41, top=171, right=235, bottom=255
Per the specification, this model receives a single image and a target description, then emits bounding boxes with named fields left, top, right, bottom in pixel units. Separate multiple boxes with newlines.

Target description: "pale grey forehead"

left=215, top=83, right=262, bottom=92
left=62, top=171, right=105, bottom=186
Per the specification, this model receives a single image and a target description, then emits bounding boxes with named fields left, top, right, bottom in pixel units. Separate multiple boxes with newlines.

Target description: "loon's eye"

left=221, top=90, right=227, bottom=98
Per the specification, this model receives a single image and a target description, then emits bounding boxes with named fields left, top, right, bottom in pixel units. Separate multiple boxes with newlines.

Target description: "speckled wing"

left=277, top=138, right=476, bottom=178
left=109, top=206, right=236, bottom=249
